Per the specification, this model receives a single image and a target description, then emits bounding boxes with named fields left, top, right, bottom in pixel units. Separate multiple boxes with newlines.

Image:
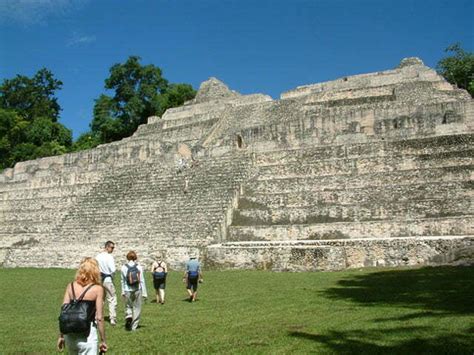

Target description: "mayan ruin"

left=1, top=57, right=473, bottom=271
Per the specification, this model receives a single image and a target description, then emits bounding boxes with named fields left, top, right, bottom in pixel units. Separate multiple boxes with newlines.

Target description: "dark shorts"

left=153, top=278, right=166, bottom=290
left=187, top=277, right=198, bottom=291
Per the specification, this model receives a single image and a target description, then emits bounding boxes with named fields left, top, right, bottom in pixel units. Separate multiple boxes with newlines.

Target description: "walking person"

left=121, top=251, right=147, bottom=331
left=183, top=254, right=203, bottom=302
left=96, top=241, right=117, bottom=326
left=151, top=253, right=168, bottom=304
left=57, top=257, right=108, bottom=354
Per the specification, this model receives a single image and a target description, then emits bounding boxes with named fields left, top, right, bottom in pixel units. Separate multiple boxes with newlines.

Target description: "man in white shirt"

left=121, top=250, right=147, bottom=331
left=96, top=241, right=117, bottom=326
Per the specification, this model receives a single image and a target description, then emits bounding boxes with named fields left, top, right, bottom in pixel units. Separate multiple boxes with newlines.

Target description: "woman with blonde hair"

left=57, top=257, right=108, bottom=354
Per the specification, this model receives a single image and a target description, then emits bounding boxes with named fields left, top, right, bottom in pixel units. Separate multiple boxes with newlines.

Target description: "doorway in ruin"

left=236, top=134, right=244, bottom=149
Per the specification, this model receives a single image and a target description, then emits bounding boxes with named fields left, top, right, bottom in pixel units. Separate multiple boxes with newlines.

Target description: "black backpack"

left=58, top=283, right=95, bottom=336
left=126, top=264, right=141, bottom=286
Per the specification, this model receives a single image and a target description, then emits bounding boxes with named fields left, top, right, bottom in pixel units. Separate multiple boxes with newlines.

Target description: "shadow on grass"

left=289, top=266, right=474, bottom=353
left=321, top=265, right=474, bottom=315
left=289, top=327, right=473, bottom=354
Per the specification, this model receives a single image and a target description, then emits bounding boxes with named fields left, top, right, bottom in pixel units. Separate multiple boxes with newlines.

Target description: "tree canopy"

left=437, top=43, right=474, bottom=97
left=90, top=56, right=196, bottom=143
left=0, top=69, right=72, bottom=170
left=0, top=68, right=63, bottom=121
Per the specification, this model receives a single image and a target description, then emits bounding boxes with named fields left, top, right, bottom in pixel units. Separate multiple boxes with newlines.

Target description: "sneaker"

left=110, top=319, right=117, bottom=326
left=125, top=317, right=132, bottom=331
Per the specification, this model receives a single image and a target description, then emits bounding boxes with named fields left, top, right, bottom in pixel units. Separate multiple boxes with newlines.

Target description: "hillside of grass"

left=0, top=266, right=472, bottom=354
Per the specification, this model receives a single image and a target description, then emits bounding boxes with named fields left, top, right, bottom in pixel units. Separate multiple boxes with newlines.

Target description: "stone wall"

left=206, top=237, right=473, bottom=271
left=0, top=58, right=472, bottom=270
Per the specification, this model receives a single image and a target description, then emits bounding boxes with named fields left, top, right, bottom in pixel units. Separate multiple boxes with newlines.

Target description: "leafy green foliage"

left=158, top=83, right=196, bottom=116
left=0, top=69, right=72, bottom=170
left=0, top=266, right=472, bottom=353
left=0, top=68, right=63, bottom=121
left=25, top=117, right=72, bottom=147
left=437, top=43, right=474, bottom=97
left=71, top=132, right=102, bottom=152
left=90, top=56, right=196, bottom=143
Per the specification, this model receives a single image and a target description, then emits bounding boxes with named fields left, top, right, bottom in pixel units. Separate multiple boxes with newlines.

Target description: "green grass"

left=0, top=266, right=473, bottom=354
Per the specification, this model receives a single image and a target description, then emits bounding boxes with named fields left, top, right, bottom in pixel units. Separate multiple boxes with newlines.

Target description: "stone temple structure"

left=0, top=57, right=473, bottom=271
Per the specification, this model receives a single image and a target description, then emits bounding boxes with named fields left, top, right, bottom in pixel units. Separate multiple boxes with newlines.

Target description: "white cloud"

left=0, top=0, right=87, bottom=25
left=67, top=32, right=96, bottom=46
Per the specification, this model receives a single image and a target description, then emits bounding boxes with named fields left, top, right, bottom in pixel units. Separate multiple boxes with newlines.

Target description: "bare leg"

left=158, top=289, right=165, bottom=303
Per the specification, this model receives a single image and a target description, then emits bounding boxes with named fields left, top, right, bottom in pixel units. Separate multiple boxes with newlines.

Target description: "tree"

left=157, top=83, right=196, bottom=117
left=0, top=69, right=72, bottom=170
left=91, top=94, right=123, bottom=143
left=437, top=43, right=474, bottom=97
left=91, top=56, right=196, bottom=143
left=25, top=117, right=72, bottom=147
left=0, top=109, right=28, bottom=169
left=0, top=68, right=63, bottom=121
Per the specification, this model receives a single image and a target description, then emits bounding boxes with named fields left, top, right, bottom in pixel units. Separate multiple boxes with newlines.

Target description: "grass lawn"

left=0, top=265, right=472, bottom=354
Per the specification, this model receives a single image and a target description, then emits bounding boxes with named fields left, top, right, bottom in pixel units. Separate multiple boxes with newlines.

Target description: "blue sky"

left=1, top=0, right=473, bottom=139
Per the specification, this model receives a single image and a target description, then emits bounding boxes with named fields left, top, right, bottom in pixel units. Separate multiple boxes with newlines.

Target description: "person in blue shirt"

left=183, top=254, right=203, bottom=302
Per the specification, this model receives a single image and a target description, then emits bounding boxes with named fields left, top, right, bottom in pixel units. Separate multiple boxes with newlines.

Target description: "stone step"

left=0, top=184, right=96, bottom=200
left=256, top=148, right=473, bottom=178
left=0, top=221, right=58, bottom=234
left=1, top=210, right=69, bottom=222
left=254, top=133, right=474, bottom=165
left=206, top=235, right=474, bottom=271
left=228, top=216, right=473, bottom=240
left=0, top=169, right=104, bottom=191
left=0, top=196, right=79, bottom=211
left=58, top=215, right=224, bottom=229
left=239, top=181, right=472, bottom=207
left=232, top=197, right=473, bottom=225
left=247, top=165, right=473, bottom=193
left=2, top=236, right=211, bottom=269
left=243, top=180, right=474, bottom=209
left=1, top=205, right=226, bottom=222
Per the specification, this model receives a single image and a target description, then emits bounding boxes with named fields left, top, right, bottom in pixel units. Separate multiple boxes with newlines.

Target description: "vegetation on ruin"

left=0, top=266, right=472, bottom=353
left=437, top=43, right=474, bottom=98
left=88, top=56, right=196, bottom=146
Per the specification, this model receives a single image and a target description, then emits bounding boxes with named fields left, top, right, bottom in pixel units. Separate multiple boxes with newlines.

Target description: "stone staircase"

left=2, top=150, right=254, bottom=269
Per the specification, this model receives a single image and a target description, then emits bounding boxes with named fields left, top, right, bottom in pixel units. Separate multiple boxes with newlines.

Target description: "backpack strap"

left=77, top=284, right=95, bottom=301
left=69, top=282, right=77, bottom=301
left=69, top=282, right=94, bottom=302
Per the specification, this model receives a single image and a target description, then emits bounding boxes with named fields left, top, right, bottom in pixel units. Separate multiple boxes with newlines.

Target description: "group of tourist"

left=57, top=240, right=203, bottom=354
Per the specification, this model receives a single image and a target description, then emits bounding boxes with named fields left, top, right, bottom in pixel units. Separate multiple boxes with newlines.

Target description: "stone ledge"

left=206, top=236, right=474, bottom=271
